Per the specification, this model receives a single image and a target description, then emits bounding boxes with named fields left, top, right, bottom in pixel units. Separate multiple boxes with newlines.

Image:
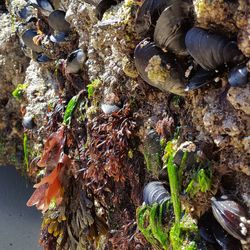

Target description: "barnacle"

left=193, top=0, right=238, bottom=34
left=122, top=56, right=138, bottom=78
left=4, top=0, right=250, bottom=249
left=143, top=181, right=171, bottom=205
left=235, top=0, right=250, bottom=57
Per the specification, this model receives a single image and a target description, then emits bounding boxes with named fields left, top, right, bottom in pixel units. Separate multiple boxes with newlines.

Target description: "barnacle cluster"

left=1, top=0, right=249, bottom=249
left=193, top=0, right=238, bottom=33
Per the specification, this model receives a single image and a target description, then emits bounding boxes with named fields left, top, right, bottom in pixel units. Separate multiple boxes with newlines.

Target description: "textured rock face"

left=1, top=0, right=250, bottom=249
left=0, top=10, right=29, bottom=167
left=227, top=84, right=250, bottom=115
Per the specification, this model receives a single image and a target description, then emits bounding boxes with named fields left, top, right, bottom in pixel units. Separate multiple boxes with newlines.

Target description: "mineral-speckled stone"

left=0, top=12, right=29, bottom=167
left=227, top=84, right=250, bottom=115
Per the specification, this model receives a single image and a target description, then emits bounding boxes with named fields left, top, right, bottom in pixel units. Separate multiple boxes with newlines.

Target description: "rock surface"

left=0, top=9, right=29, bottom=167
left=0, top=0, right=249, bottom=249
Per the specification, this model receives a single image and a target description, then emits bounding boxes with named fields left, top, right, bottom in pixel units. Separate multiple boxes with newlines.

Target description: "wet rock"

left=0, top=13, right=29, bottom=166
left=24, top=61, right=58, bottom=154
left=142, top=129, right=163, bottom=178
left=227, top=84, right=250, bottom=115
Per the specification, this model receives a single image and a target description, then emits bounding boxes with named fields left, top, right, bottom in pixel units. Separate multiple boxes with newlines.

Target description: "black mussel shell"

left=212, top=220, right=242, bottom=250
left=154, top=0, right=192, bottom=56
left=17, top=5, right=34, bottom=20
left=84, top=0, right=120, bottom=20
left=48, top=10, right=70, bottom=33
left=49, top=32, right=66, bottom=43
left=28, top=0, right=54, bottom=15
left=36, top=54, right=51, bottom=63
left=135, top=0, right=171, bottom=37
left=65, top=49, right=86, bottom=74
left=198, top=211, right=217, bottom=244
left=211, top=195, right=250, bottom=242
left=228, top=64, right=248, bottom=87
left=198, top=210, right=242, bottom=249
left=67, top=49, right=86, bottom=64
left=185, top=27, right=244, bottom=71
left=185, top=68, right=216, bottom=91
left=143, top=181, right=171, bottom=205
left=21, top=29, right=43, bottom=53
left=22, top=116, right=36, bottom=129
left=134, top=39, right=185, bottom=96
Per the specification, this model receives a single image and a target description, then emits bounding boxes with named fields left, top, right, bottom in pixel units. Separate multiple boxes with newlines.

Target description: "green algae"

left=12, top=83, right=28, bottom=100
left=138, top=137, right=204, bottom=249
left=185, top=168, right=212, bottom=198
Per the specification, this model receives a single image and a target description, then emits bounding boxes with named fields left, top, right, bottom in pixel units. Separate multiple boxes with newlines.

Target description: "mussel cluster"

left=16, top=0, right=86, bottom=71
left=142, top=181, right=250, bottom=249
left=134, top=0, right=249, bottom=95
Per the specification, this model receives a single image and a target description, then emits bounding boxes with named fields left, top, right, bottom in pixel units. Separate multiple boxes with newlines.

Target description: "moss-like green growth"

left=185, top=168, right=212, bottom=198
left=143, top=130, right=163, bottom=178
left=86, top=79, right=101, bottom=119
left=128, top=149, right=133, bottom=159
left=23, top=133, right=29, bottom=172
left=10, top=13, right=16, bottom=32
left=12, top=83, right=28, bottom=100
left=87, top=79, right=101, bottom=99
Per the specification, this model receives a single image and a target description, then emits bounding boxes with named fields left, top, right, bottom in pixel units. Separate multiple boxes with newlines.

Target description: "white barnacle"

left=240, top=216, right=247, bottom=223
left=239, top=222, right=247, bottom=236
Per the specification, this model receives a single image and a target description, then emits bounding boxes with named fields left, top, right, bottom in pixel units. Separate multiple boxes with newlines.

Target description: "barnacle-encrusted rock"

left=24, top=61, right=58, bottom=154
left=193, top=0, right=238, bottom=34
left=235, top=0, right=250, bottom=57
left=2, top=0, right=250, bottom=249
left=190, top=85, right=249, bottom=176
left=227, top=84, right=250, bottom=115
left=122, top=56, right=138, bottom=78
left=0, top=12, right=29, bottom=167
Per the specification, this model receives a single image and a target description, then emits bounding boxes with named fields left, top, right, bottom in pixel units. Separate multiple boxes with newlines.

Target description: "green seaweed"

left=63, top=94, right=80, bottom=126
left=137, top=201, right=171, bottom=250
left=163, top=141, right=181, bottom=223
left=23, top=133, right=29, bottom=172
left=169, top=209, right=200, bottom=250
left=12, top=83, right=28, bottom=100
left=163, top=140, right=182, bottom=249
left=10, top=14, right=16, bottom=32
left=171, top=96, right=182, bottom=108
left=138, top=137, right=206, bottom=249
left=185, top=168, right=212, bottom=198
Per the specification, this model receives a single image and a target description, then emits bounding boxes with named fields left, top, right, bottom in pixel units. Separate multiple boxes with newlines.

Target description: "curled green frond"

left=136, top=201, right=170, bottom=250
